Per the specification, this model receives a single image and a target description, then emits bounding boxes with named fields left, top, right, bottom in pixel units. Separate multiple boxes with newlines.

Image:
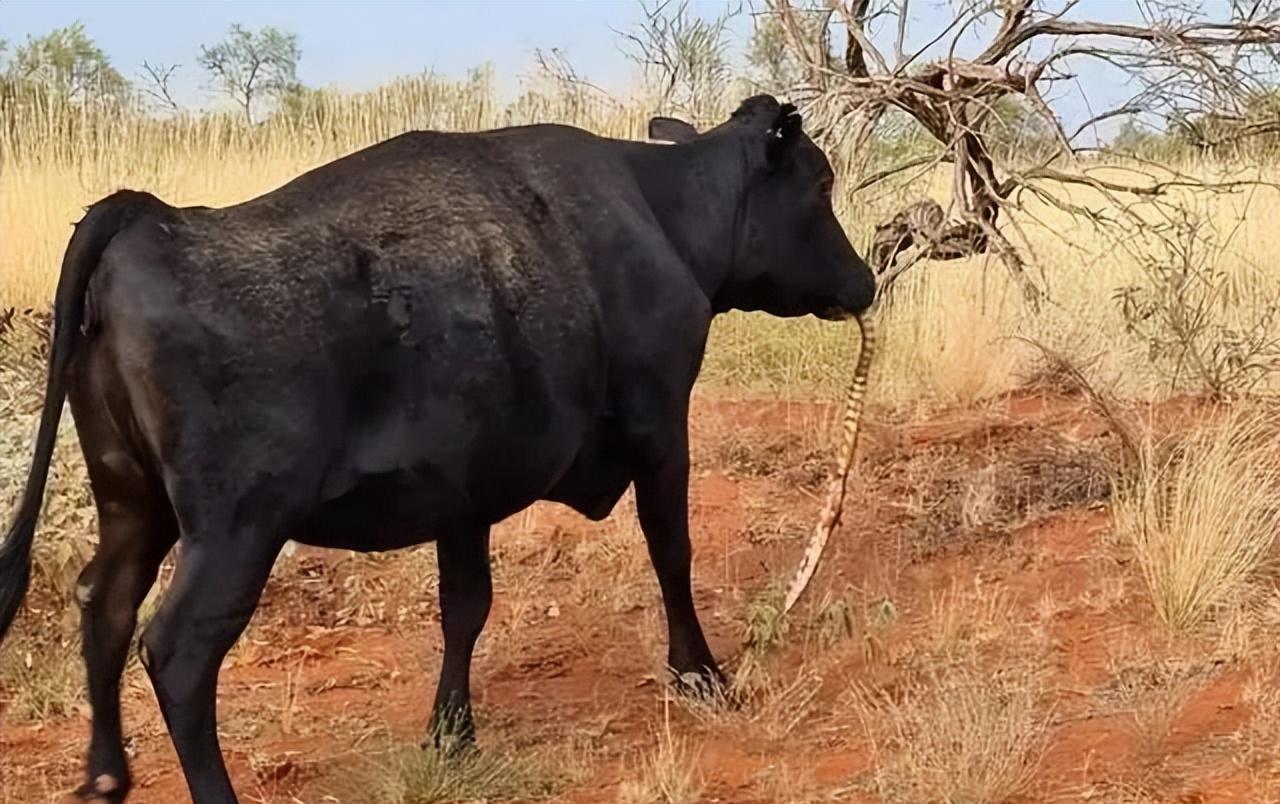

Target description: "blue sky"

left=0, top=1, right=1174, bottom=139
left=0, top=1, right=675, bottom=103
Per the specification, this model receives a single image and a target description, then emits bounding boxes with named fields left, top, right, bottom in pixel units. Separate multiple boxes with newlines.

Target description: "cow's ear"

left=649, top=116, right=698, bottom=143
left=766, top=103, right=803, bottom=164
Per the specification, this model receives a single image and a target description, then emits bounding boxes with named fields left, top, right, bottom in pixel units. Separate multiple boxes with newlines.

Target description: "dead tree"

left=764, top=0, right=1280, bottom=307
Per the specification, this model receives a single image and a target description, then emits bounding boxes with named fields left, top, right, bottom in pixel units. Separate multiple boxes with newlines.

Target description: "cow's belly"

left=544, top=419, right=633, bottom=520
left=297, top=469, right=459, bottom=550
left=298, top=433, right=591, bottom=550
left=296, top=357, right=601, bottom=549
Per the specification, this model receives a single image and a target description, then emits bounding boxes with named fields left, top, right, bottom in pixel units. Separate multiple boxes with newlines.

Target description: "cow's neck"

left=622, top=137, right=745, bottom=309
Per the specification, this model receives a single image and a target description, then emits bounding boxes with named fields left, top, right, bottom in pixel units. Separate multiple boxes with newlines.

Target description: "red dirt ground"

left=2, top=389, right=1276, bottom=803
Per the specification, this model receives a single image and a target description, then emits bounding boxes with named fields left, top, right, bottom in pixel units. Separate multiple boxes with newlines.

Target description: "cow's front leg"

left=427, top=525, right=492, bottom=751
left=635, top=445, right=725, bottom=694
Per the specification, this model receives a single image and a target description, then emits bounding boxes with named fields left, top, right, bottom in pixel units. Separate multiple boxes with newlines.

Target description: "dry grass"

left=709, top=426, right=829, bottom=488
left=751, top=761, right=820, bottom=804
left=1096, top=653, right=1220, bottom=753
left=0, top=73, right=645, bottom=312
left=1112, top=405, right=1280, bottom=632
left=328, top=727, right=580, bottom=804
left=330, top=745, right=562, bottom=804
left=1238, top=667, right=1280, bottom=793
left=897, top=422, right=1112, bottom=559
left=564, top=492, right=652, bottom=616
left=676, top=657, right=825, bottom=744
left=917, top=578, right=1016, bottom=667
left=0, top=633, right=83, bottom=722
left=4, top=73, right=1279, bottom=409
left=848, top=666, right=1049, bottom=804
left=617, top=702, right=705, bottom=804
left=0, top=314, right=95, bottom=591
left=0, top=313, right=96, bottom=720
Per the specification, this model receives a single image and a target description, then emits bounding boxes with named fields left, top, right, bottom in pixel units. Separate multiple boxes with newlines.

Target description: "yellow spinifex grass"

left=1, top=72, right=645, bottom=310
left=1115, top=405, right=1280, bottom=632
left=850, top=666, right=1049, bottom=804
left=4, top=71, right=1279, bottom=406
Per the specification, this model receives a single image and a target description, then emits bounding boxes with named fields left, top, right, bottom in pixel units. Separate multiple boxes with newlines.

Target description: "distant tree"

left=273, top=82, right=342, bottom=131
left=979, top=96, right=1059, bottom=162
left=747, top=6, right=830, bottom=94
left=198, top=24, right=300, bottom=124
left=8, top=22, right=131, bottom=104
left=617, top=0, right=737, bottom=124
left=1109, top=119, right=1179, bottom=160
left=1169, top=88, right=1280, bottom=157
left=275, top=82, right=326, bottom=118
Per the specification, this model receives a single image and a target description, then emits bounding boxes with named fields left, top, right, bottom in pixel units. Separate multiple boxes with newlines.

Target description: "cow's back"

left=85, top=126, right=617, bottom=543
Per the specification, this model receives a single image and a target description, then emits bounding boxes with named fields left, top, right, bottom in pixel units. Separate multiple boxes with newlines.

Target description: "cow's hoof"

left=422, top=714, right=477, bottom=758
left=64, top=774, right=128, bottom=804
left=672, top=667, right=739, bottom=708
left=420, top=731, right=477, bottom=759
left=424, top=728, right=475, bottom=756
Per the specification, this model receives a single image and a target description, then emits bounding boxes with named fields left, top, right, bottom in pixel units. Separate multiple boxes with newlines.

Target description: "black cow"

left=0, top=95, right=874, bottom=803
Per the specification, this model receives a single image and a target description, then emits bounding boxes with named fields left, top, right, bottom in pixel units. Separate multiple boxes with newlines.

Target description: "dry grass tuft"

left=617, top=702, right=704, bottom=804
left=1, top=312, right=97, bottom=584
left=1096, top=653, right=1221, bottom=752
left=0, top=633, right=84, bottom=722
left=1238, top=667, right=1280, bottom=792
left=848, top=666, right=1049, bottom=804
left=917, top=578, right=1016, bottom=667
left=1112, top=405, right=1280, bottom=632
left=333, top=739, right=568, bottom=804
left=678, top=661, right=824, bottom=744
left=751, top=760, right=819, bottom=804
left=707, top=424, right=829, bottom=489
left=899, top=427, right=1111, bottom=559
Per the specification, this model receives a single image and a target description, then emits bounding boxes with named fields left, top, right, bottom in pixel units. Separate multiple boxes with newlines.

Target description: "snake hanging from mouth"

left=778, top=308, right=878, bottom=617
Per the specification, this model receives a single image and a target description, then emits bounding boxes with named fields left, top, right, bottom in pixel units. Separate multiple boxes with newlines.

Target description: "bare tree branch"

left=852, top=151, right=949, bottom=191
left=764, top=0, right=1280, bottom=310
left=830, top=0, right=890, bottom=76
left=983, top=17, right=1280, bottom=65
left=138, top=61, right=181, bottom=115
left=893, top=0, right=910, bottom=65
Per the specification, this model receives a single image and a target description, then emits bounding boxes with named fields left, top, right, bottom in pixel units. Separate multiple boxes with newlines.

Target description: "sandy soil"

left=3, top=389, right=1276, bottom=803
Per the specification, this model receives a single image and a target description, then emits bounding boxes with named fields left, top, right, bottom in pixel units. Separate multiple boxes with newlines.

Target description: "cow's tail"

left=0, top=190, right=161, bottom=643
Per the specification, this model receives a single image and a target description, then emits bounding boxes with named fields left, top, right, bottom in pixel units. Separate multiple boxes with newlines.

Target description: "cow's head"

left=649, top=97, right=875, bottom=320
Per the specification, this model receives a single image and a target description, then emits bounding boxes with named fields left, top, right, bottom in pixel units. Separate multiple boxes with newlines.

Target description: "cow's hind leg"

left=139, top=529, right=282, bottom=804
left=427, top=525, right=492, bottom=751
left=73, top=498, right=177, bottom=804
